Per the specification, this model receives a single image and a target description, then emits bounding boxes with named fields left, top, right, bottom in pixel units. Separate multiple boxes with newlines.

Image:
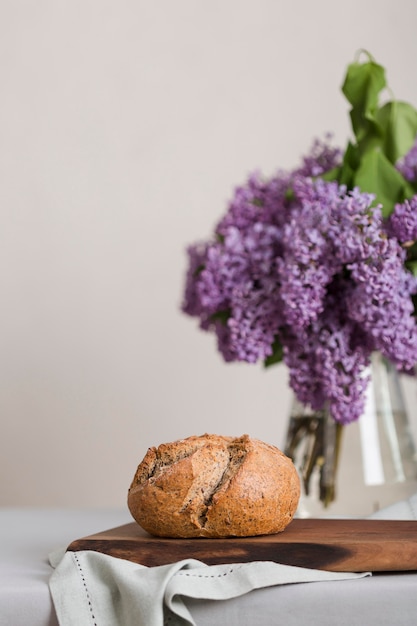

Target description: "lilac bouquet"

left=181, top=52, right=417, bottom=426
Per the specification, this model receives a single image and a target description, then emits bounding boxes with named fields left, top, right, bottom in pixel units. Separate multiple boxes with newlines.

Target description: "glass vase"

left=284, top=352, right=417, bottom=518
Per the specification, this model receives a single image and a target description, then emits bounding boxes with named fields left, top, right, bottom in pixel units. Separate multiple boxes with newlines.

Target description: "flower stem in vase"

left=284, top=402, right=344, bottom=511
left=321, top=416, right=344, bottom=507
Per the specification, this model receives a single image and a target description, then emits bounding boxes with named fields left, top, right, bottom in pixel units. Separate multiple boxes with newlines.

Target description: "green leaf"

left=209, top=309, right=231, bottom=325
left=342, top=58, right=386, bottom=113
left=349, top=108, right=383, bottom=145
left=264, top=338, right=284, bottom=367
left=320, top=166, right=341, bottom=182
left=405, top=242, right=417, bottom=272
left=342, top=59, right=386, bottom=142
left=339, top=141, right=361, bottom=186
left=251, top=198, right=264, bottom=207
left=323, top=141, right=359, bottom=187
left=285, top=187, right=295, bottom=202
left=406, top=259, right=417, bottom=277
left=353, top=148, right=409, bottom=217
left=193, top=264, right=205, bottom=277
left=375, top=100, right=417, bottom=164
left=343, top=141, right=360, bottom=170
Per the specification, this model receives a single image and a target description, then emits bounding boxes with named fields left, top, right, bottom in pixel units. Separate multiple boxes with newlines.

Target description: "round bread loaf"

left=127, top=433, right=300, bottom=538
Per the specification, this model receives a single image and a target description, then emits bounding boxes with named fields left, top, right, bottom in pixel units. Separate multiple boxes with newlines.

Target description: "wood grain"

left=67, top=518, right=417, bottom=572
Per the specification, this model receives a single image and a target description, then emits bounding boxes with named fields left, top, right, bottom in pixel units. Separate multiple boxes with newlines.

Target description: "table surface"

left=1, top=507, right=417, bottom=626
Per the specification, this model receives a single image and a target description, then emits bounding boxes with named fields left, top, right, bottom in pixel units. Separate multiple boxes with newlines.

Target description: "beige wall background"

left=1, top=0, right=417, bottom=508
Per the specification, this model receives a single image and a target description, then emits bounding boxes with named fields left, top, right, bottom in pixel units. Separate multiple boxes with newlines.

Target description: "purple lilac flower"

left=182, top=242, right=209, bottom=321
left=284, top=286, right=371, bottom=424
left=387, top=196, right=417, bottom=243
left=294, top=135, right=342, bottom=177
left=202, top=220, right=283, bottom=363
left=396, top=136, right=417, bottom=182
left=181, top=140, right=417, bottom=424
left=346, top=239, right=417, bottom=371
left=275, top=179, right=377, bottom=331
left=215, top=171, right=291, bottom=236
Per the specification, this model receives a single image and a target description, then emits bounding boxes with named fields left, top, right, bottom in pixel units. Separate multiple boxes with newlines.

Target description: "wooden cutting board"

left=67, top=518, right=417, bottom=572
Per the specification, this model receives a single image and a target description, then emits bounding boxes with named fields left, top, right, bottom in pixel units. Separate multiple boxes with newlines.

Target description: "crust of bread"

left=128, top=433, right=300, bottom=538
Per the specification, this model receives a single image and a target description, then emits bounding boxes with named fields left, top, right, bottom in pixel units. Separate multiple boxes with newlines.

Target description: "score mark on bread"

left=128, top=434, right=300, bottom=538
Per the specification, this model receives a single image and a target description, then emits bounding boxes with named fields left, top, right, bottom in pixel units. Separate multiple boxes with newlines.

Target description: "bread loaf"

left=127, top=433, right=300, bottom=538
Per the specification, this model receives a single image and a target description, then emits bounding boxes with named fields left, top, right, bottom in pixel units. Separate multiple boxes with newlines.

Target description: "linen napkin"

left=49, top=548, right=369, bottom=626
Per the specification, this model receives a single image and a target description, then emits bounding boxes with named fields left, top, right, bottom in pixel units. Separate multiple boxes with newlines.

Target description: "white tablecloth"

left=1, top=507, right=417, bottom=626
